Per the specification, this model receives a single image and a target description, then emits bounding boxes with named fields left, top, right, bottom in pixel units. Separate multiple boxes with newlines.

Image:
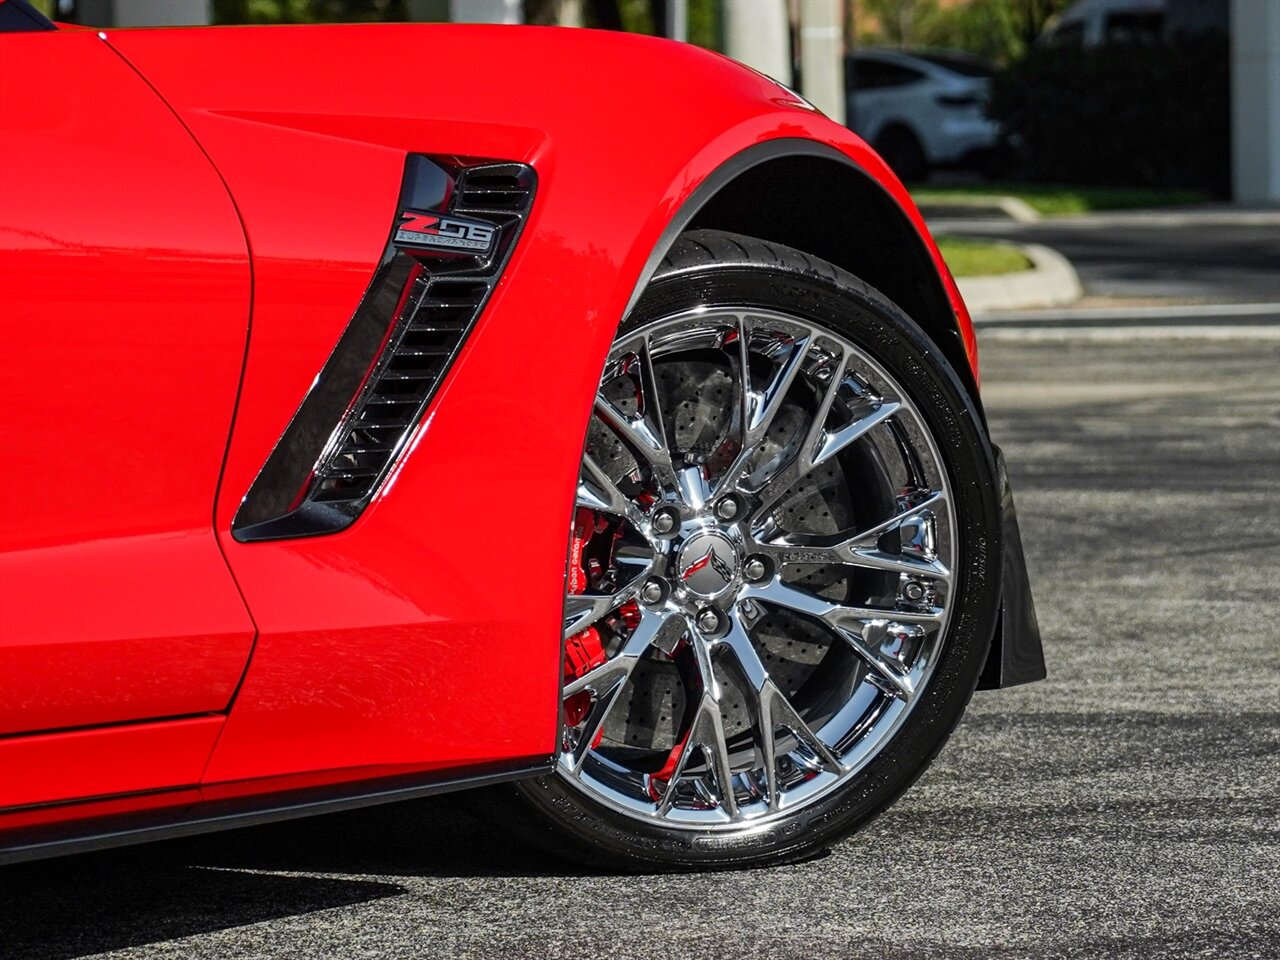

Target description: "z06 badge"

left=394, top=209, right=497, bottom=254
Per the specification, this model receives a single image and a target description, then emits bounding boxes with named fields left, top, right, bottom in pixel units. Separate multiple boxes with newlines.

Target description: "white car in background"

left=845, top=48, right=1001, bottom=182
left=1040, top=0, right=1166, bottom=47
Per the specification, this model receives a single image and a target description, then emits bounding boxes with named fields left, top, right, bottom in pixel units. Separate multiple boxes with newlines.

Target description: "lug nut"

left=902, top=580, right=927, bottom=602
left=651, top=510, right=676, bottom=535
left=714, top=498, right=739, bottom=521
left=696, top=608, right=722, bottom=634
left=743, top=557, right=769, bottom=583
left=640, top=579, right=665, bottom=605
left=740, top=599, right=758, bottom=618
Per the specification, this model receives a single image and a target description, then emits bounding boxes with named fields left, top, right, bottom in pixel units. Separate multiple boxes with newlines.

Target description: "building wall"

left=77, top=0, right=210, bottom=26
left=1231, top=0, right=1280, bottom=202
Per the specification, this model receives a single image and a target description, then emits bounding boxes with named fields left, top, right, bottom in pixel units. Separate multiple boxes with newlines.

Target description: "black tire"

left=874, top=125, right=929, bottom=182
left=492, top=230, right=1002, bottom=871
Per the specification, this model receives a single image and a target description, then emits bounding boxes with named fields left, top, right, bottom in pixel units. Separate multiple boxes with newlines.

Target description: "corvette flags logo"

left=393, top=209, right=497, bottom=254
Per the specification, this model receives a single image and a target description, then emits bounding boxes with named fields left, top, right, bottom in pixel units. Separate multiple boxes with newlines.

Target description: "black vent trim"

left=232, top=156, right=536, bottom=542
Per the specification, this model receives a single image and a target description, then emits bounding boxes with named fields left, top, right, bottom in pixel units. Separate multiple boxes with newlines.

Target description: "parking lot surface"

left=3, top=331, right=1278, bottom=960
left=945, top=212, right=1280, bottom=303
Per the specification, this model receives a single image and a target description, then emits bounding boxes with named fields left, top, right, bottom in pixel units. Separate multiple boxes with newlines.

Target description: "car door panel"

left=0, top=31, right=255, bottom=742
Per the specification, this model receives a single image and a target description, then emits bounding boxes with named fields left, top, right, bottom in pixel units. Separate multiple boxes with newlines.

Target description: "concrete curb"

left=917, top=196, right=1042, bottom=223
left=956, top=242, right=1083, bottom=312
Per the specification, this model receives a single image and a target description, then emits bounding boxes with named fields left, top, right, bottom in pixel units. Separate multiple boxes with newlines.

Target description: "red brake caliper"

left=567, top=491, right=685, bottom=789
left=565, top=506, right=640, bottom=732
left=564, top=509, right=606, bottom=727
left=564, top=508, right=642, bottom=743
left=646, top=738, right=688, bottom=802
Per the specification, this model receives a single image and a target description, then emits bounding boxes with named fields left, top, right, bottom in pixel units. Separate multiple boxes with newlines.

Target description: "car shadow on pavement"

left=0, top=796, right=574, bottom=960
left=185, top=793, right=589, bottom=878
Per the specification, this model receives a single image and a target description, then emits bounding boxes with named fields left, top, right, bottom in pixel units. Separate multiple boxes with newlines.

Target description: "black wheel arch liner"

left=625, top=138, right=1044, bottom=689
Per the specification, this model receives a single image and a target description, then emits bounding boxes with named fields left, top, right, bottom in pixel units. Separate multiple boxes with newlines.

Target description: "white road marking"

left=976, top=302, right=1280, bottom=324
left=979, top=325, right=1280, bottom=341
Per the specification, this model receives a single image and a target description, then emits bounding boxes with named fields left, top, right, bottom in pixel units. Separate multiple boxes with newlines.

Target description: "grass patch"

left=912, top=183, right=1209, bottom=217
left=935, top=237, right=1033, bottom=278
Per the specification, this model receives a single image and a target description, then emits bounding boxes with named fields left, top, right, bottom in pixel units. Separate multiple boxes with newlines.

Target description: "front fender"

left=107, top=23, right=985, bottom=784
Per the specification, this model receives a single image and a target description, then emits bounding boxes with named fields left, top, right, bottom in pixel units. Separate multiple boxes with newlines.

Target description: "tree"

left=853, top=0, right=1073, bottom=64
left=212, top=0, right=407, bottom=23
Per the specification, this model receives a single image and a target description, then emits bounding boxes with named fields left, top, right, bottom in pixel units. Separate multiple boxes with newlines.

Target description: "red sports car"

left=0, top=0, right=1042, bottom=870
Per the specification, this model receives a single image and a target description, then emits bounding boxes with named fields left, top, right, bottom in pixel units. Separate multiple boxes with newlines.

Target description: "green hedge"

left=989, top=35, right=1230, bottom=196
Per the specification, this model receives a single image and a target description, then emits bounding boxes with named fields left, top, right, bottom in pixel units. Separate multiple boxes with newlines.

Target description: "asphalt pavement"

left=938, top=209, right=1280, bottom=304
left=2, top=323, right=1277, bottom=960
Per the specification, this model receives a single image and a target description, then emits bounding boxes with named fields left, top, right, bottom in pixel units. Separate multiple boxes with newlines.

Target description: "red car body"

left=0, top=1, right=1028, bottom=863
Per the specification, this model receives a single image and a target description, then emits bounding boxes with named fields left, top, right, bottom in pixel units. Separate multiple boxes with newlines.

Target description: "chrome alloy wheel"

left=558, top=306, right=956, bottom=829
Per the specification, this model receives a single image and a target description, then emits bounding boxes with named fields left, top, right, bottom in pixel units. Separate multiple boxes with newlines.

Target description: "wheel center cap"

left=675, top=530, right=740, bottom=599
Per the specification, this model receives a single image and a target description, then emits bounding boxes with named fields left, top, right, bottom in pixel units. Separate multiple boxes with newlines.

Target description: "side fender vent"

left=232, top=156, right=536, bottom=542
left=455, top=166, right=534, bottom=212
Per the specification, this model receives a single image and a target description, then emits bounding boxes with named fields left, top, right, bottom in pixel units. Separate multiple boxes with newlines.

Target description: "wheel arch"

left=618, top=138, right=1046, bottom=692
left=630, top=140, right=981, bottom=412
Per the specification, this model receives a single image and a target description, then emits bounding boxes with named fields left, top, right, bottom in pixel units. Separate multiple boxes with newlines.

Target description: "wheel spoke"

left=657, top=697, right=739, bottom=818
left=745, top=578, right=944, bottom=627
left=713, top=319, right=811, bottom=497
left=840, top=547, right=949, bottom=580
left=594, top=336, right=677, bottom=490
left=841, top=490, right=948, bottom=551
left=812, top=400, right=900, bottom=467
left=756, top=539, right=949, bottom=581
left=793, top=346, right=848, bottom=478
left=748, top=394, right=900, bottom=521
left=746, top=330, right=811, bottom=448
left=839, top=620, right=921, bottom=702
left=563, top=575, right=648, bottom=638
left=563, top=610, right=665, bottom=699
left=563, top=611, right=681, bottom=773
left=577, top=451, right=649, bottom=532
left=753, top=490, right=951, bottom=583
left=563, top=669, right=628, bottom=773
left=742, top=579, right=938, bottom=701
left=658, top=625, right=738, bottom=817
left=720, top=612, right=843, bottom=807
